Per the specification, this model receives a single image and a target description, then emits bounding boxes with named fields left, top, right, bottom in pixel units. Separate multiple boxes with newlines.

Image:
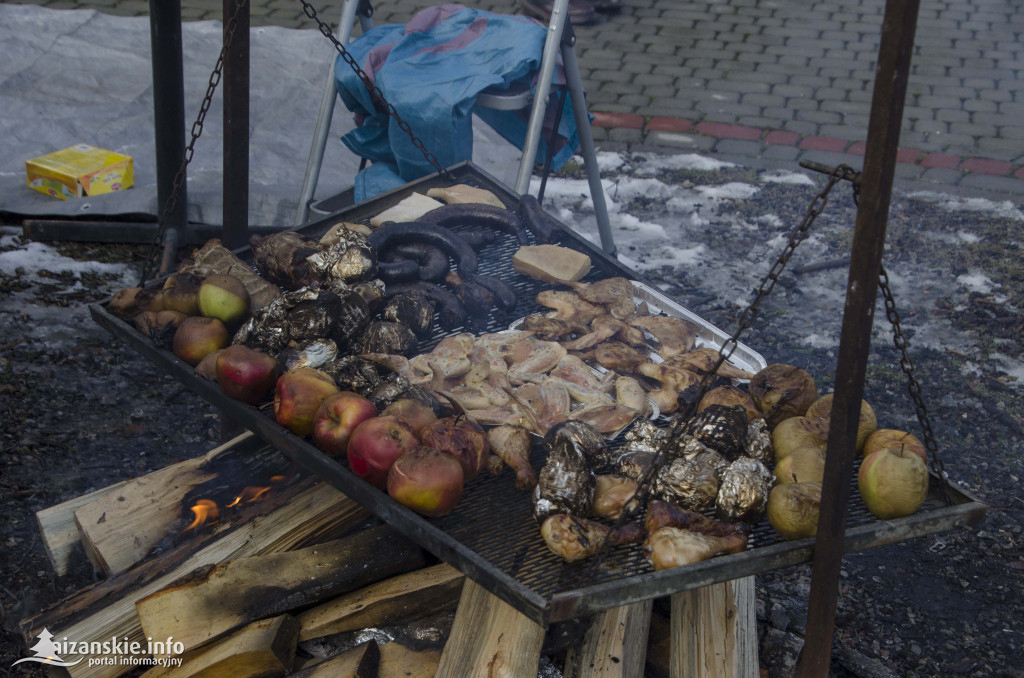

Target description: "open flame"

left=182, top=499, right=219, bottom=533
left=226, top=475, right=287, bottom=508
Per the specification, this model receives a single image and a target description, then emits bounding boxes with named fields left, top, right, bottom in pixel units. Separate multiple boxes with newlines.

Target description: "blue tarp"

left=334, top=4, right=582, bottom=200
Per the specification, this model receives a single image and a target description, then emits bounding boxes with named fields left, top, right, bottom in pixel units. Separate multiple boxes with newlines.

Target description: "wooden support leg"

left=670, top=576, right=758, bottom=678
left=563, top=600, right=653, bottom=678
left=435, top=579, right=545, bottom=678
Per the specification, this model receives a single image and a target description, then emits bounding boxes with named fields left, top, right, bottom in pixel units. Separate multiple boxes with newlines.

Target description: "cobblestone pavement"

left=7, top=0, right=1023, bottom=196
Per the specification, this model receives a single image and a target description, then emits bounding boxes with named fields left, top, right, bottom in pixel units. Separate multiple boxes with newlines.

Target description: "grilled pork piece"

left=627, top=314, right=699, bottom=359
left=561, top=315, right=626, bottom=351
left=643, top=501, right=750, bottom=570
left=522, top=315, right=585, bottom=339
left=486, top=424, right=537, bottom=491
left=637, top=363, right=702, bottom=414
left=594, top=341, right=649, bottom=373
left=541, top=514, right=644, bottom=561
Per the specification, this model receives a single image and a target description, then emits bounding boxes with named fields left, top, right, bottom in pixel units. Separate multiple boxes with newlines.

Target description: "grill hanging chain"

left=582, top=164, right=857, bottom=580
left=878, top=266, right=952, bottom=500
left=296, top=0, right=454, bottom=184
left=139, top=0, right=249, bottom=286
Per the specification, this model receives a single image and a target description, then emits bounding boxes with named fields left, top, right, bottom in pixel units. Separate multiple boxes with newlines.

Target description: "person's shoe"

left=520, top=0, right=600, bottom=26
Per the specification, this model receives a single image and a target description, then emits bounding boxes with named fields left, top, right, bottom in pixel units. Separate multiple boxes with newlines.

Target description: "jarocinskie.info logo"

left=14, top=628, right=184, bottom=670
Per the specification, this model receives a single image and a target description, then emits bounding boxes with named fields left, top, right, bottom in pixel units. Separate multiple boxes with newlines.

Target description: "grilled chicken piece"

left=536, top=290, right=607, bottom=324
left=594, top=341, right=650, bottom=373
left=513, top=378, right=572, bottom=434
left=549, top=354, right=616, bottom=392
left=522, top=315, right=585, bottom=339
left=486, top=424, right=538, bottom=491
left=628, top=314, right=699, bottom=359
left=561, top=314, right=626, bottom=351
left=643, top=501, right=750, bottom=570
left=664, top=347, right=755, bottom=380
left=615, top=376, right=648, bottom=414
left=465, top=406, right=535, bottom=430
left=410, top=333, right=475, bottom=389
left=504, top=339, right=568, bottom=386
left=541, top=514, right=644, bottom=562
left=592, top=474, right=640, bottom=520
left=569, top=403, right=637, bottom=434
left=359, top=353, right=432, bottom=387
left=568, top=277, right=637, bottom=318
left=637, top=362, right=702, bottom=414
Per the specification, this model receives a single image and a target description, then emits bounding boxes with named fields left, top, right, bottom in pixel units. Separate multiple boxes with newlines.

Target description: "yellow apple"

left=771, top=415, right=829, bottom=461
left=858, top=447, right=929, bottom=519
left=805, top=393, right=877, bottom=452
left=767, top=482, right=822, bottom=540
left=774, top=445, right=826, bottom=484
left=863, top=428, right=927, bottom=463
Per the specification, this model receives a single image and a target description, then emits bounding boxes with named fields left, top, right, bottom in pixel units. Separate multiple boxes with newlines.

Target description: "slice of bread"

left=512, top=245, right=591, bottom=285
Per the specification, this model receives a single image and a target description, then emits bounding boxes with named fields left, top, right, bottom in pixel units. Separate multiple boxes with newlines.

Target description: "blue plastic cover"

left=334, top=4, right=582, bottom=201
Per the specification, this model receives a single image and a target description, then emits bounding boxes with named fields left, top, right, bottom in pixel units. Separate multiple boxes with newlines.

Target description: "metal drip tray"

left=91, top=162, right=988, bottom=627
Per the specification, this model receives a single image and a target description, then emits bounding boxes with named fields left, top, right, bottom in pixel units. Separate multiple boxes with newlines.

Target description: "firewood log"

left=290, top=640, right=379, bottom=678
left=135, top=525, right=427, bottom=657
left=562, top=600, right=653, bottom=678
left=296, top=563, right=463, bottom=642
left=140, top=614, right=298, bottom=678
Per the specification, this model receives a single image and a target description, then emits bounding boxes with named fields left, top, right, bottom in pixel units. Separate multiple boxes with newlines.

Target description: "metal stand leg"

left=562, top=45, right=614, bottom=256
left=295, top=0, right=372, bottom=227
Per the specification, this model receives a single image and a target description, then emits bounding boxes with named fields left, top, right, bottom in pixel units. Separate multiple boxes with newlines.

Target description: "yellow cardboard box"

left=26, top=144, right=134, bottom=200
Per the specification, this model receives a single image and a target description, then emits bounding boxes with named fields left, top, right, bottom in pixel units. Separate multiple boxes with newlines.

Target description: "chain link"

left=297, top=0, right=454, bottom=184
left=878, top=266, right=951, bottom=499
left=139, top=0, right=249, bottom=286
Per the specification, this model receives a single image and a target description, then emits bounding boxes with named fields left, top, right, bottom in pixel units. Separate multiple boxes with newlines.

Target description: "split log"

left=73, top=433, right=262, bottom=576
left=21, top=480, right=367, bottom=678
left=670, top=576, right=758, bottom=678
left=140, top=614, right=299, bottom=678
left=562, top=600, right=653, bottom=678
left=296, top=563, right=463, bottom=642
left=36, top=479, right=128, bottom=576
left=379, top=641, right=442, bottom=678
left=434, top=578, right=545, bottom=678
left=290, top=641, right=380, bottom=678
left=136, top=524, right=427, bottom=656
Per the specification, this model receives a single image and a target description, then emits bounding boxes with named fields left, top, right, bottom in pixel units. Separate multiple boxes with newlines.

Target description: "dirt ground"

left=1, top=159, right=1021, bottom=677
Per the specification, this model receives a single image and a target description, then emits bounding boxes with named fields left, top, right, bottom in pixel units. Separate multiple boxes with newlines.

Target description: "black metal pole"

left=148, top=0, right=187, bottom=273
left=222, top=0, right=250, bottom=250
left=796, top=0, right=922, bottom=675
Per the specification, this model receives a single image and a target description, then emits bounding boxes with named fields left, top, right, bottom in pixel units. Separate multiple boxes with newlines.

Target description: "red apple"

left=313, top=392, right=378, bottom=457
left=858, top=447, right=929, bottom=519
left=347, top=415, right=420, bottom=488
left=387, top=446, right=464, bottom=517
left=273, top=368, right=339, bottom=437
left=216, top=344, right=280, bottom=404
left=419, top=416, right=489, bottom=481
left=381, top=398, right=438, bottom=435
left=172, top=316, right=230, bottom=366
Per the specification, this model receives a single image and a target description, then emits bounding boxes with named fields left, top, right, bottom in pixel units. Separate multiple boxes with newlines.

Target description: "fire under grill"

left=91, top=162, right=988, bottom=627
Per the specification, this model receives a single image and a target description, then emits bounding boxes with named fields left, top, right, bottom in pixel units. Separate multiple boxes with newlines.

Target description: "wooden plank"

left=669, top=576, right=758, bottom=678
left=296, top=563, right=463, bottom=642
left=21, top=481, right=367, bottom=678
left=73, top=434, right=256, bottom=575
left=36, top=479, right=128, bottom=576
left=563, top=600, right=653, bottom=678
left=290, top=641, right=380, bottom=678
left=136, top=525, right=426, bottom=657
left=140, top=614, right=299, bottom=678
left=435, top=578, right=545, bottom=678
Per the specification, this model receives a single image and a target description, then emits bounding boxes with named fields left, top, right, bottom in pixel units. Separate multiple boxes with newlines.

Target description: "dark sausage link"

left=384, top=281, right=467, bottom=330
left=467, top=273, right=517, bottom=311
left=516, top=193, right=558, bottom=244
left=368, top=221, right=477, bottom=275
left=416, top=203, right=529, bottom=246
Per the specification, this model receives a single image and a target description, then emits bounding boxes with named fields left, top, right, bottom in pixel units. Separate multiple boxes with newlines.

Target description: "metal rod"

left=222, top=0, right=250, bottom=249
left=148, top=0, right=188, bottom=272
left=294, top=0, right=372, bottom=226
left=514, top=0, right=570, bottom=196
left=796, top=0, right=922, bottom=675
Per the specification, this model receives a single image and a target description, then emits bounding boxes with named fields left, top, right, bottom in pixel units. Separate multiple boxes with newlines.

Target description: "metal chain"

left=878, top=266, right=952, bottom=499
left=581, top=164, right=857, bottom=579
left=296, top=0, right=454, bottom=183
left=139, top=0, right=249, bottom=286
